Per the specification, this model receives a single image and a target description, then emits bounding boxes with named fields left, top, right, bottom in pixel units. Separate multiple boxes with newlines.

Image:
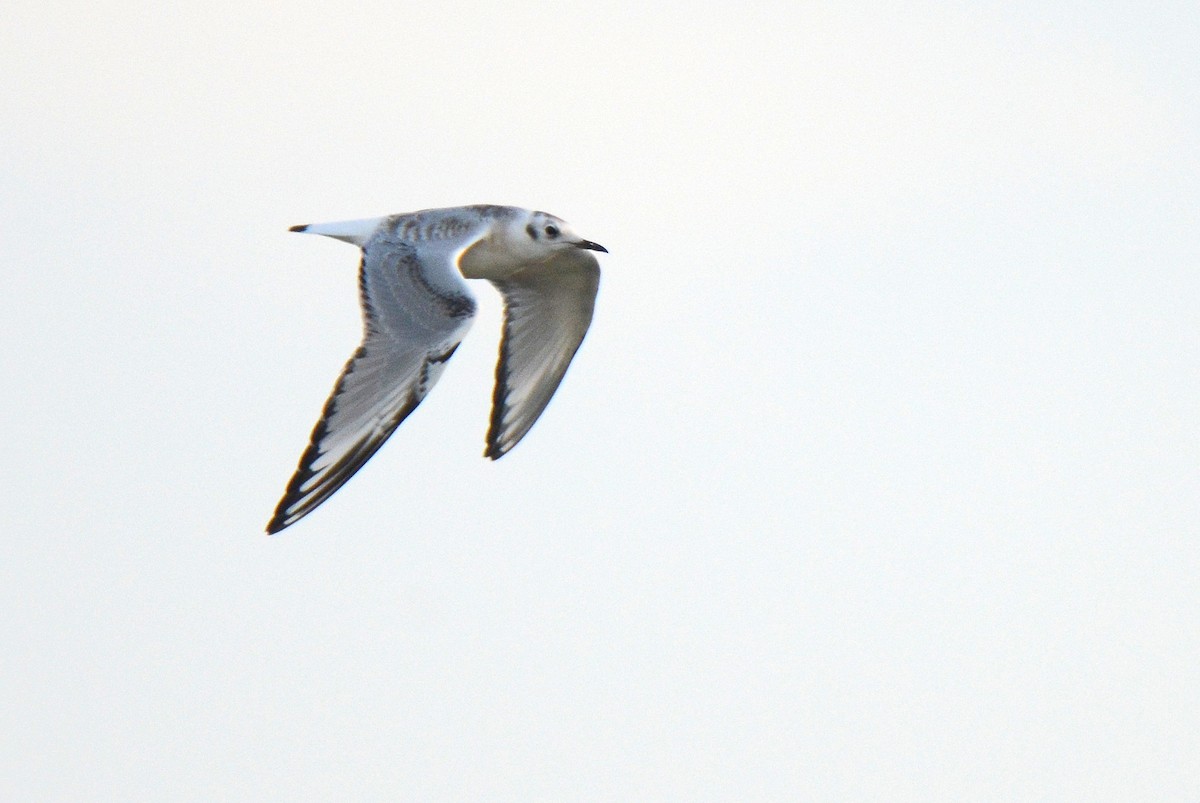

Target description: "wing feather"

left=267, top=238, right=476, bottom=533
left=484, top=248, right=600, bottom=459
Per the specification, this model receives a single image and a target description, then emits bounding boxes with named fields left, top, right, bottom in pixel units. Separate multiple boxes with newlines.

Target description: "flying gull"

left=266, top=204, right=605, bottom=534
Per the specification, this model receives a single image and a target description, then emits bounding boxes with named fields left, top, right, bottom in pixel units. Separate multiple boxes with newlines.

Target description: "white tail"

left=289, top=217, right=385, bottom=247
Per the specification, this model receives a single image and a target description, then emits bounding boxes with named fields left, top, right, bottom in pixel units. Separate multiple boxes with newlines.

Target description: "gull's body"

left=267, top=204, right=605, bottom=534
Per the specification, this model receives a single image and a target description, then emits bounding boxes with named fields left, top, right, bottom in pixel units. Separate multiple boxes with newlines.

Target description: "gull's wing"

left=484, top=248, right=601, bottom=459
left=267, top=236, right=477, bottom=533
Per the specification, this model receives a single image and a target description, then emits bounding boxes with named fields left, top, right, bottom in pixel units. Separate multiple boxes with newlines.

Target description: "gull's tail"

left=289, top=217, right=384, bottom=247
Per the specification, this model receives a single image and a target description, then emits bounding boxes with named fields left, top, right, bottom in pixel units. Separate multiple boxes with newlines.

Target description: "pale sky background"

left=2, top=1, right=1198, bottom=799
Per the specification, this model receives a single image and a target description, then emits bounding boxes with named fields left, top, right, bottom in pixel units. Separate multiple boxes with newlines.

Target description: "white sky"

left=2, top=1, right=1198, bottom=799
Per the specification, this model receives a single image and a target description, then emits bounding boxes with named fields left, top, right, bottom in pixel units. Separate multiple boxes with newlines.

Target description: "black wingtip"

left=289, top=224, right=308, bottom=233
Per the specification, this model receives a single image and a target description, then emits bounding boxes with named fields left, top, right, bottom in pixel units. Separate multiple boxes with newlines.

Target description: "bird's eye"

left=544, top=225, right=559, bottom=239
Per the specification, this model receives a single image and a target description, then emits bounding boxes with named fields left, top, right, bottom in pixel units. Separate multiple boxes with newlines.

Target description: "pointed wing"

left=267, top=237, right=476, bottom=533
left=484, top=248, right=600, bottom=459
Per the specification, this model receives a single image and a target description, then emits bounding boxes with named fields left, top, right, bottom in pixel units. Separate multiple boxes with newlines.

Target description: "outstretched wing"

left=484, top=248, right=600, bottom=459
left=267, top=237, right=476, bottom=533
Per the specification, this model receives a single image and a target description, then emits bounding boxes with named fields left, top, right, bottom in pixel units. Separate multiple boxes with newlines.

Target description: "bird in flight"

left=266, top=205, right=605, bottom=534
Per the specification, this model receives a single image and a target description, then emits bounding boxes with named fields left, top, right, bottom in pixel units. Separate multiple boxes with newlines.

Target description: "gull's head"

left=509, top=210, right=607, bottom=261
left=462, top=208, right=606, bottom=280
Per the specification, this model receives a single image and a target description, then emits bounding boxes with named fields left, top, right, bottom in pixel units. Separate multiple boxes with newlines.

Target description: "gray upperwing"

left=484, top=248, right=601, bottom=459
left=267, top=237, right=478, bottom=533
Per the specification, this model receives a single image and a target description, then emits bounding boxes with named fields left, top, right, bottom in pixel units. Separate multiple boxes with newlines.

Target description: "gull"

left=266, top=205, right=605, bottom=534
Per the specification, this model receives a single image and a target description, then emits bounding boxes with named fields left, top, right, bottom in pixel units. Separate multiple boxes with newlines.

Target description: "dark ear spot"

left=525, top=223, right=537, bottom=240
